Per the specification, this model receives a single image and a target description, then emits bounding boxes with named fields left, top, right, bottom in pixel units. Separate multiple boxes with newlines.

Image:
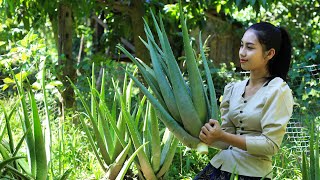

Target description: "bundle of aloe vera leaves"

left=117, top=1, right=219, bottom=154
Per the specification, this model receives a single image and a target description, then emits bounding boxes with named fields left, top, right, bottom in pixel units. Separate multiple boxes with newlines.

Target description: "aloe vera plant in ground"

left=71, top=64, right=180, bottom=179
left=117, top=0, right=219, bottom=153
left=0, top=65, right=71, bottom=179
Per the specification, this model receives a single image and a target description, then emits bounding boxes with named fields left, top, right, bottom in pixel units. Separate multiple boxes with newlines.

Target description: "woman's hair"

left=248, top=22, right=292, bottom=81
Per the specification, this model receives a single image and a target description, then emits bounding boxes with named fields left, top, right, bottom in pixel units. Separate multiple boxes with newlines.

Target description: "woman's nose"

left=239, top=47, right=246, bottom=57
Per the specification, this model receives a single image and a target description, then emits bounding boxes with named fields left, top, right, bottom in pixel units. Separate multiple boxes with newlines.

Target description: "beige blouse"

left=210, top=77, right=294, bottom=179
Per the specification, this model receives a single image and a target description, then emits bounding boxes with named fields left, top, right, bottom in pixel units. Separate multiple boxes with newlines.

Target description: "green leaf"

left=302, top=151, right=309, bottom=180
left=48, top=80, right=63, bottom=87
left=0, top=41, right=5, bottom=47
left=217, top=4, right=221, bottom=13
left=125, top=71, right=200, bottom=149
left=68, top=75, right=107, bottom=169
left=149, top=103, right=161, bottom=172
left=310, top=122, right=315, bottom=178
left=117, top=45, right=166, bottom=108
left=115, top=82, right=157, bottom=180
left=156, top=137, right=178, bottom=178
left=3, top=77, right=14, bottom=84
left=0, top=101, right=16, bottom=157
left=116, top=142, right=149, bottom=180
left=41, top=58, right=51, bottom=166
left=59, top=169, right=72, bottom=180
left=11, top=68, right=36, bottom=176
left=29, top=91, right=48, bottom=180
left=2, top=84, right=9, bottom=91
left=13, top=127, right=32, bottom=157
left=315, top=132, right=319, bottom=180
left=15, top=71, right=28, bottom=82
left=106, top=140, right=132, bottom=179
left=199, top=32, right=219, bottom=120
left=4, top=164, right=32, bottom=179
left=0, top=156, right=25, bottom=170
left=145, top=32, right=181, bottom=123
left=79, top=114, right=106, bottom=171
left=20, top=30, right=37, bottom=47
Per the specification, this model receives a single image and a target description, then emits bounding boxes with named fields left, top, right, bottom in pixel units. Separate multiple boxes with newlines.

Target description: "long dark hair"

left=248, top=22, right=292, bottom=81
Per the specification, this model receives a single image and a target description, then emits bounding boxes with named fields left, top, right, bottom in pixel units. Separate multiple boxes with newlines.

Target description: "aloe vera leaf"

left=126, top=72, right=200, bottom=148
left=199, top=32, right=219, bottom=120
left=179, top=0, right=207, bottom=123
left=29, top=91, right=47, bottom=180
left=149, top=103, right=161, bottom=172
left=115, top=142, right=149, bottom=180
left=156, top=137, right=179, bottom=177
left=146, top=36, right=182, bottom=123
left=115, top=87, right=157, bottom=180
left=106, top=140, right=132, bottom=180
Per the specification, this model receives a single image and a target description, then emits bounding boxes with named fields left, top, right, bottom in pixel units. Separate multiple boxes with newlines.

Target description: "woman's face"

left=239, top=29, right=270, bottom=73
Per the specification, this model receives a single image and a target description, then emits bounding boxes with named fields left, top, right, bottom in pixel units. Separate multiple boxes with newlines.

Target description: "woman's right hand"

left=199, top=119, right=225, bottom=145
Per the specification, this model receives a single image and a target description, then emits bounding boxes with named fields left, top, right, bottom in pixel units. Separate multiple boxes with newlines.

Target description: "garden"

left=0, top=0, right=319, bottom=179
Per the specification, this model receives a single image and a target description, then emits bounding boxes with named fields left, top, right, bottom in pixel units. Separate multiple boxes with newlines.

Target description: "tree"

left=57, top=2, right=76, bottom=109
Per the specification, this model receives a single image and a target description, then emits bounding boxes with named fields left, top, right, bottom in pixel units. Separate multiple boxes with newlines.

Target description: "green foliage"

left=272, top=143, right=302, bottom=179
left=301, top=121, right=320, bottom=180
left=305, top=44, right=320, bottom=64
left=206, top=62, right=244, bottom=100
left=167, top=147, right=219, bottom=179
left=70, top=64, right=130, bottom=176
left=0, top=29, right=61, bottom=98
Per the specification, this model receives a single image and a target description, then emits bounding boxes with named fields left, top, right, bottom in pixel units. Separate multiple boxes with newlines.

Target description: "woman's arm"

left=245, top=83, right=293, bottom=156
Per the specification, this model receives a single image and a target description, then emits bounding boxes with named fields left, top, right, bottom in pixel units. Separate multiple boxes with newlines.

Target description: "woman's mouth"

left=240, top=59, right=248, bottom=63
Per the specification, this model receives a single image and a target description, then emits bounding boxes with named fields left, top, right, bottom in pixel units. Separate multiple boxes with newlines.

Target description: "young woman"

left=194, top=22, right=294, bottom=180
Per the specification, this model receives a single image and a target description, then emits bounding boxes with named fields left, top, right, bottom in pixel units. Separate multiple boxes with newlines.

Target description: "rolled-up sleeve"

left=246, top=83, right=293, bottom=156
left=211, top=83, right=236, bottom=149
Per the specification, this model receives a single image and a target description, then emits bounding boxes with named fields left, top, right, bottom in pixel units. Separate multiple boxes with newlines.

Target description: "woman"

left=194, top=22, right=294, bottom=180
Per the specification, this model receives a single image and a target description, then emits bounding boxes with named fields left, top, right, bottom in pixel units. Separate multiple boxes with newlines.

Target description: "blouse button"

left=240, top=120, right=243, bottom=123
left=229, top=146, right=233, bottom=150
left=241, top=127, right=244, bottom=131
left=244, top=100, right=247, bottom=103
left=240, top=111, right=243, bottom=113
left=240, top=133, right=243, bottom=135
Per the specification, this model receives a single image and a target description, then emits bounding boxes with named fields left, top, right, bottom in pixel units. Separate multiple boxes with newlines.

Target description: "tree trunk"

left=130, top=0, right=150, bottom=65
left=57, top=2, right=76, bottom=109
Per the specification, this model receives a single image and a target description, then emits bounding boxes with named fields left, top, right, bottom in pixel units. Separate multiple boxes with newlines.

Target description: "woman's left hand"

left=199, top=119, right=225, bottom=145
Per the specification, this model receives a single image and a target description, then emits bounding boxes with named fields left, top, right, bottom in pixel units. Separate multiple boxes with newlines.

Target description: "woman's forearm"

left=220, top=132, right=247, bottom=151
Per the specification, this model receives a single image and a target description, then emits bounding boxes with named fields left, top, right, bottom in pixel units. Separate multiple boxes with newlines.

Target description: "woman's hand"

left=199, top=119, right=225, bottom=145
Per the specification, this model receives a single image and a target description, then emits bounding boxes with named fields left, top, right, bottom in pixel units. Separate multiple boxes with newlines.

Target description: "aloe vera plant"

left=0, top=64, right=71, bottom=179
left=70, top=65, right=134, bottom=179
left=8, top=69, right=48, bottom=180
left=301, top=121, right=319, bottom=180
left=117, top=0, right=219, bottom=153
left=70, top=64, right=179, bottom=179
left=113, top=77, right=180, bottom=179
